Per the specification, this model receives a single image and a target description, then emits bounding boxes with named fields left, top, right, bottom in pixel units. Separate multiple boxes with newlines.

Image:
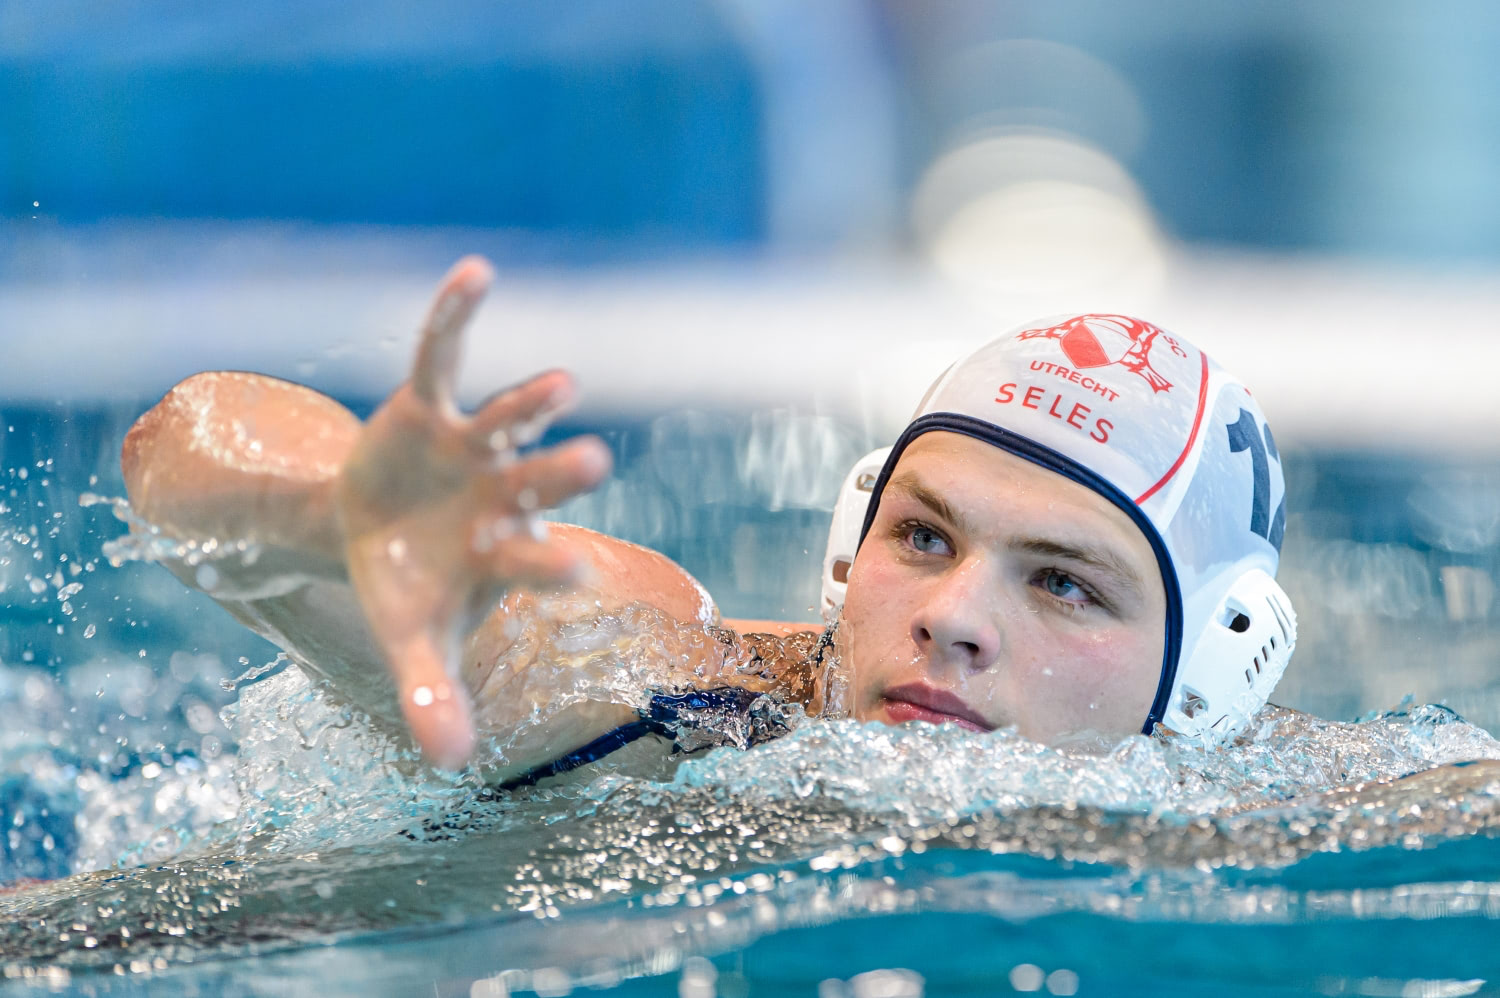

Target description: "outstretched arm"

left=122, top=257, right=732, bottom=773
left=121, top=369, right=360, bottom=594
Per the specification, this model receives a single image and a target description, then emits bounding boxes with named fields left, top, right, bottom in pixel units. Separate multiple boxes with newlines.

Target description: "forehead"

left=887, top=432, right=1151, bottom=553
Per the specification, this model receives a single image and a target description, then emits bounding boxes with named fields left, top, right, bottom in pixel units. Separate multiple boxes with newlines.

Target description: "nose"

left=910, top=558, right=1005, bottom=674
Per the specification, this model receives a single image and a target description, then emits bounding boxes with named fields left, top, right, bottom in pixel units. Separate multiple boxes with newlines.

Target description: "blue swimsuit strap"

left=489, top=687, right=771, bottom=793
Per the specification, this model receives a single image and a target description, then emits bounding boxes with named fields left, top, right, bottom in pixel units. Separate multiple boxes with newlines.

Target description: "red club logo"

left=1018, top=315, right=1175, bottom=393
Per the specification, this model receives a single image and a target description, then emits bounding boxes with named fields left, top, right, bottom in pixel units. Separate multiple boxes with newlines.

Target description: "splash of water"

left=78, top=493, right=262, bottom=572
left=0, top=657, right=241, bottom=882
left=218, top=652, right=290, bottom=693
left=4, top=646, right=1500, bottom=983
left=215, top=664, right=475, bottom=854
left=649, top=700, right=1500, bottom=824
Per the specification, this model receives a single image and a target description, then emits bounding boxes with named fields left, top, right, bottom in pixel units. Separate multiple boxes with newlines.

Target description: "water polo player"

left=121, top=256, right=1296, bottom=780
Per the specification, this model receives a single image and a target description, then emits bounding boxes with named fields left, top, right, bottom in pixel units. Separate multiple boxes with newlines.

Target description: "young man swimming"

left=121, top=256, right=1295, bottom=781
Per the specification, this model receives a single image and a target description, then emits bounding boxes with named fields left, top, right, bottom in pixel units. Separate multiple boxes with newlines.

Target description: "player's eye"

left=1038, top=569, right=1096, bottom=606
left=892, top=520, right=954, bottom=557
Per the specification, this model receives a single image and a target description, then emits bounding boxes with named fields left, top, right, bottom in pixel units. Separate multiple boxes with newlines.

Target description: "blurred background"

left=4, top=0, right=1500, bottom=774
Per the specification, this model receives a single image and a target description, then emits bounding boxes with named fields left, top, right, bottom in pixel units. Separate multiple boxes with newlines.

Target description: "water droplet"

left=1009, top=964, right=1045, bottom=992
left=1045, top=968, right=1079, bottom=995
left=412, top=686, right=434, bottom=707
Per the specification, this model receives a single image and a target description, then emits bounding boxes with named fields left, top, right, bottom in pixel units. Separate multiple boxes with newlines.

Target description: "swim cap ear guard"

left=824, top=314, right=1297, bottom=744
left=821, top=447, right=892, bottom=622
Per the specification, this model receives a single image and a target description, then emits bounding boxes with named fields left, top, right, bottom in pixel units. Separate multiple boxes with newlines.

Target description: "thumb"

left=387, top=632, right=477, bottom=770
left=344, top=533, right=478, bottom=769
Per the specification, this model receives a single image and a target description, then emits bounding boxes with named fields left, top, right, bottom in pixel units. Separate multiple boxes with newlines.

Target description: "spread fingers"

left=469, top=369, right=577, bottom=451
left=411, top=256, right=495, bottom=413
left=476, top=436, right=612, bottom=514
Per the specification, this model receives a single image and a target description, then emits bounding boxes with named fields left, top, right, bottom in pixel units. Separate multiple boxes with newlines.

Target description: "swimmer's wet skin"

left=121, top=259, right=1295, bottom=784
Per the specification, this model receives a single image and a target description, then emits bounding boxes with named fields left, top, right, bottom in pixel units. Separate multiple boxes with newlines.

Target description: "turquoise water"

left=4, top=406, right=1500, bottom=996
left=4, top=703, right=1499, bottom=996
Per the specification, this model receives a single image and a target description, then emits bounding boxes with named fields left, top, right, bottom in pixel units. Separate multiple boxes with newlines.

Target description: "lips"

left=881, top=683, right=994, bottom=733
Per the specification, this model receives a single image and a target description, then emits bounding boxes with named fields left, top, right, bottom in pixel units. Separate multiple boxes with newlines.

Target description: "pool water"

left=3, top=404, right=1500, bottom=997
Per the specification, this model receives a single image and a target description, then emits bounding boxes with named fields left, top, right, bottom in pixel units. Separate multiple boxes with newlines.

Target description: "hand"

left=336, top=256, right=612, bottom=769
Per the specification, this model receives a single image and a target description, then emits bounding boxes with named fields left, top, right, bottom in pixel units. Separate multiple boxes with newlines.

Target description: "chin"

left=1026, top=726, right=1136, bottom=753
left=846, top=693, right=885, bottom=726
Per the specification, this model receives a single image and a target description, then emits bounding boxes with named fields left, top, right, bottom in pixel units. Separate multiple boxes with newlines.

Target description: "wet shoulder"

left=715, top=623, right=837, bottom=712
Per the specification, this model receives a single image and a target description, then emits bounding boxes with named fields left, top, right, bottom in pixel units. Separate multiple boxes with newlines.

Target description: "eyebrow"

left=882, top=471, right=1147, bottom=598
left=1010, top=537, right=1145, bottom=598
left=884, top=473, right=979, bottom=538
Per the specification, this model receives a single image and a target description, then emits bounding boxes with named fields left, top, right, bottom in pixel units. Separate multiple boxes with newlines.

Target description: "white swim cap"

left=826, top=314, right=1296, bottom=742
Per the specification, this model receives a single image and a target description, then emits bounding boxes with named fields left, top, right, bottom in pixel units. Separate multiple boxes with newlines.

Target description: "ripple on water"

left=3, top=653, right=1500, bottom=990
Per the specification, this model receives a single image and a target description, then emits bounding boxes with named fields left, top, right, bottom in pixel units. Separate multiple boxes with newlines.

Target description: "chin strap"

left=1162, top=568, right=1297, bottom=742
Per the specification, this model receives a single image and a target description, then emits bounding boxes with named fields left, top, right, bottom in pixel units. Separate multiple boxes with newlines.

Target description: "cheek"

left=1068, top=627, right=1156, bottom=688
left=843, top=551, right=908, bottom=624
left=840, top=554, right=916, bottom=699
left=1017, top=626, right=1161, bottom=732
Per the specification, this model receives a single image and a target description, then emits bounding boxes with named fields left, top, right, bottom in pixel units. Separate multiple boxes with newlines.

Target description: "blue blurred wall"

left=4, top=0, right=1500, bottom=262
left=0, top=1, right=765, bottom=247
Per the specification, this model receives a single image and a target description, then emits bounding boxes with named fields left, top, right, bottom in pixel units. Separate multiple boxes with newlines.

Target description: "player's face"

left=839, top=432, right=1166, bottom=745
